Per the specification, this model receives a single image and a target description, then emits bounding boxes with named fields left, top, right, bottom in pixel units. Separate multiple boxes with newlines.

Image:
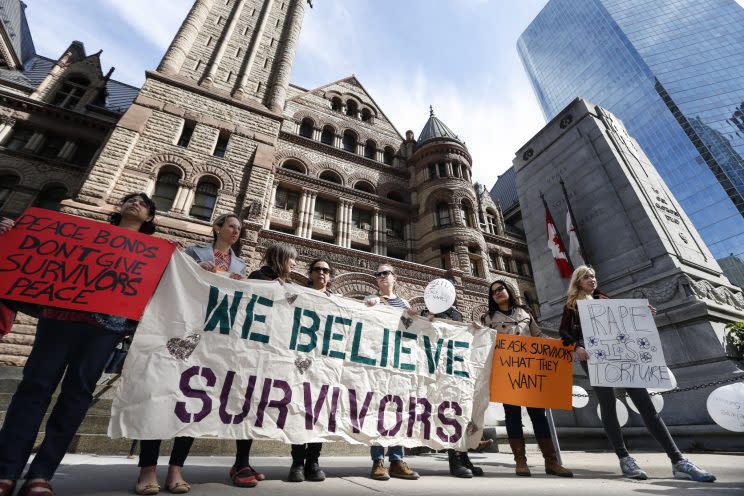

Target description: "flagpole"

left=559, top=178, right=590, bottom=266
left=540, top=192, right=575, bottom=271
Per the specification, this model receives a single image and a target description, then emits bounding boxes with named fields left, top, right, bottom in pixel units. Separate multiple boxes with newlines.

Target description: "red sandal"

left=0, top=480, right=16, bottom=496
left=18, top=480, right=53, bottom=496
left=229, top=466, right=262, bottom=487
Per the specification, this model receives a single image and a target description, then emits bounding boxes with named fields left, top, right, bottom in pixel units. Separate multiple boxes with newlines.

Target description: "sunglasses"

left=311, top=267, right=330, bottom=274
left=491, top=286, right=507, bottom=294
left=375, top=270, right=393, bottom=278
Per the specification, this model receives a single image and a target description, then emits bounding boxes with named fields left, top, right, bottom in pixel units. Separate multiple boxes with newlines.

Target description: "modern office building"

left=517, top=0, right=744, bottom=273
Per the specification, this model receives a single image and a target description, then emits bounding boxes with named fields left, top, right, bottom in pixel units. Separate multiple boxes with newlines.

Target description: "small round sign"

left=572, top=385, right=589, bottom=408
left=424, top=278, right=456, bottom=315
left=706, top=382, right=744, bottom=432
left=597, top=399, right=628, bottom=427
left=649, top=366, right=678, bottom=393
left=627, top=393, right=664, bottom=414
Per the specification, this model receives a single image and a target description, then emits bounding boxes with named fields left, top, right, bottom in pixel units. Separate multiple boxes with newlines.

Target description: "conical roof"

left=416, top=106, right=465, bottom=148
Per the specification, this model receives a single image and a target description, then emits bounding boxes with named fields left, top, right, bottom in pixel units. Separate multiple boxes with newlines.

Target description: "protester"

left=421, top=302, right=484, bottom=478
left=364, top=264, right=420, bottom=481
left=219, top=241, right=298, bottom=488
left=134, top=213, right=247, bottom=494
left=486, top=279, right=573, bottom=478
left=287, top=258, right=334, bottom=483
left=560, top=265, right=715, bottom=482
left=0, top=193, right=157, bottom=496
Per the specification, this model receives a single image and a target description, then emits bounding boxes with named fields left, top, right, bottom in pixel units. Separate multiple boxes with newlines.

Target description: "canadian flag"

left=566, top=209, right=586, bottom=267
left=546, top=207, right=573, bottom=278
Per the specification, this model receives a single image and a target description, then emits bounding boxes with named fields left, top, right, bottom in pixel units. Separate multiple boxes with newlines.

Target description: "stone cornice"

left=0, top=89, right=116, bottom=130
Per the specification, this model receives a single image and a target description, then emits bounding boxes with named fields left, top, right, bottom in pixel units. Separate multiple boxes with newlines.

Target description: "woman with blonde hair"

left=560, top=265, right=715, bottom=482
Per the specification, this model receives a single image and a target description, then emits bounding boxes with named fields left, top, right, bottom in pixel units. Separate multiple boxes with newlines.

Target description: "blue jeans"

left=370, top=445, right=403, bottom=461
left=0, top=317, right=122, bottom=480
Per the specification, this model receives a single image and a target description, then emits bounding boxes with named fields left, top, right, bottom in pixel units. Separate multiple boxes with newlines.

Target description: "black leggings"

left=235, top=439, right=253, bottom=468
left=139, top=437, right=194, bottom=467
left=503, top=404, right=551, bottom=439
left=291, top=443, right=322, bottom=465
left=581, top=362, right=682, bottom=462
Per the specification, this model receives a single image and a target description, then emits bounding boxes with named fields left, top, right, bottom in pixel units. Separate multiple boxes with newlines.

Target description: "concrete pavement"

left=30, top=451, right=744, bottom=496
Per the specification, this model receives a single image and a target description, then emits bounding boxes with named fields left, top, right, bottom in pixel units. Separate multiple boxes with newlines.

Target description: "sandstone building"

left=0, top=0, right=536, bottom=365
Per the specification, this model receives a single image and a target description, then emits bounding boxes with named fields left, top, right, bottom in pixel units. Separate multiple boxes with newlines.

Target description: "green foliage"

left=725, top=321, right=744, bottom=353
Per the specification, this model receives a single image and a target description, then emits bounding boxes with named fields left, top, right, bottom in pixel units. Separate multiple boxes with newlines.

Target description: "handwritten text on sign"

left=578, top=299, right=672, bottom=389
left=109, top=251, right=497, bottom=451
left=0, top=208, right=176, bottom=320
left=489, top=334, right=573, bottom=410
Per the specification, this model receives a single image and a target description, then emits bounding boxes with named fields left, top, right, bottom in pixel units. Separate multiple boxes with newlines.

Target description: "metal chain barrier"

left=571, top=374, right=743, bottom=398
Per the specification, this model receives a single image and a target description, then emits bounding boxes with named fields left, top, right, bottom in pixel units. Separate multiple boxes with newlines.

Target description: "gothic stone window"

left=364, top=139, right=376, bottom=159
left=189, top=177, right=219, bottom=221
left=342, top=131, right=357, bottom=153
left=383, top=146, right=395, bottom=165
left=387, top=216, right=404, bottom=239
left=320, top=125, right=335, bottom=146
left=275, top=187, right=299, bottom=210
left=213, top=132, right=230, bottom=158
left=4, top=125, right=34, bottom=151
left=351, top=207, right=372, bottom=230
left=436, top=202, right=451, bottom=227
left=319, top=170, right=342, bottom=184
left=299, top=118, right=314, bottom=139
left=33, top=184, right=68, bottom=211
left=52, top=75, right=89, bottom=109
left=152, top=168, right=181, bottom=211
left=314, top=198, right=336, bottom=222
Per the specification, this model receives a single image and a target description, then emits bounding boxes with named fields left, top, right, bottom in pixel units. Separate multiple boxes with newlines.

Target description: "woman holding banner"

left=0, top=193, right=158, bottom=496
left=560, top=265, right=715, bottom=482
left=286, top=257, right=335, bottom=483
left=133, top=214, right=248, bottom=494
left=486, top=279, right=574, bottom=478
left=364, top=264, right=421, bottom=481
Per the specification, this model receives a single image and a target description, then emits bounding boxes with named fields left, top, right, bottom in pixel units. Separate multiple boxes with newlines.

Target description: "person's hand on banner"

left=0, top=217, right=14, bottom=235
left=575, top=345, right=590, bottom=361
left=198, top=260, right=216, bottom=272
left=229, top=273, right=244, bottom=281
left=648, top=304, right=657, bottom=316
left=364, top=295, right=380, bottom=306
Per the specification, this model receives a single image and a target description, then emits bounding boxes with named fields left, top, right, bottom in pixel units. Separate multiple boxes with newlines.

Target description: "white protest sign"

left=109, top=251, right=497, bottom=451
left=577, top=299, right=672, bottom=389
left=572, top=385, right=589, bottom=408
left=706, top=382, right=744, bottom=432
left=424, top=279, right=456, bottom=315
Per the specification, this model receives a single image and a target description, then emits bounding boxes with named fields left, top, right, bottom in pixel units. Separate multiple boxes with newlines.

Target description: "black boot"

left=447, top=449, right=473, bottom=478
left=460, top=451, right=484, bottom=476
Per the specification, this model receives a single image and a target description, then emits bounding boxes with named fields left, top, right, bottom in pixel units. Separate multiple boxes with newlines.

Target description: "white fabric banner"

left=578, top=298, right=672, bottom=389
left=109, top=250, right=497, bottom=451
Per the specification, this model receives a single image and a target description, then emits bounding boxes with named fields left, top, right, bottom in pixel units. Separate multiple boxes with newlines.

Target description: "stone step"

left=0, top=355, right=26, bottom=366
left=0, top=343, right=32, bottom=357
left=0, top=333, right=35, bottom=346
left=0, top=366, right=23, bottom=379
left=7, top=323, right=37, bottom=335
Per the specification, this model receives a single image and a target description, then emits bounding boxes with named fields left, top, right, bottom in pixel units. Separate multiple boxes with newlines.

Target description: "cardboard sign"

left=489, top=334, right=573, bottom=410
left=109, top=251, right=497, bottom=450
left=578, top=298, right=672, bottom=389
left=0, top=208, right=175, bottom=320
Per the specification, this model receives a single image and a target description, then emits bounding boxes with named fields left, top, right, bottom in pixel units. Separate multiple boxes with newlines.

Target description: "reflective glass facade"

left=518, top=0, right=744, bottom=271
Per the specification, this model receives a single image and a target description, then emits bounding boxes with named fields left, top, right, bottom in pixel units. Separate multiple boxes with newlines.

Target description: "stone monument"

left=513, top=98, right=744, bottom=442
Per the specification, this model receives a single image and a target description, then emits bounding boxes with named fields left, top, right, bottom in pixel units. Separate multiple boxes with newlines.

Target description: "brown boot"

left=370, top=459, right=390, bottom=480
left=537, top=438, right=573, bottom=477
left=508, top=438, right=531, bottom=476
left=389, top=460, right=420, bottom=480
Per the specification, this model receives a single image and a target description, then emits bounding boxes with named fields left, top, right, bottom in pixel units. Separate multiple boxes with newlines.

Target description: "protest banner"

left=0, top=207, right=176, bottom=320
left=109, top=250, right=497, bottom=450
left=578, top=298, right=672, bottom=389
left=489, top=334, right=573, bottom=410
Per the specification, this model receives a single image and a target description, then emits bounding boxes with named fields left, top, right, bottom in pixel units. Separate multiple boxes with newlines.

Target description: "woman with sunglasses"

left=486, top=279, right=573, bottom=478
left=363, top=264, right=420, bottom=481
left=560, top=265, right=715, bottom=482
left=287, top=258, right=334, bottom=483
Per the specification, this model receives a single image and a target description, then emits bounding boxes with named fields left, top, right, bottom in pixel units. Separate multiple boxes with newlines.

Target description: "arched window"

left=361, top=108, right=373, bottom=122
left=331, top=97, right=342, bottom=112
left=319, top=170, right=342, bottom=184
left=452, top=162, right=461, bottom=178
left=0, top=173, right=20, bottom=210
left=353, top=180, right=375, bottom=193
left=152, top=168, right=182, bottom=211
left=386, top=191, right=404, bottom=202
left=189, top=177, right=219, bottom=221
left=346, top=99, right=358, bottom=117
left=33, top=183, right=68, bottom=211
left=364, top=139, right=376, bottom=159
left=52, top=75, right=90, bottom=109
left=436, top=202, right=451, bottom=227
left=281, top=159, right=306, bottom=174
left=320, top=125, right=335, bottom=146
left=486, top=209, right=498, bottom=234
left=342, top=131, right=357, bottom=153
left=383, top=146, right=395, bottom=165
left=461, top=200, right=474, bottom=227
left=299, top=118, right=314, bottom=139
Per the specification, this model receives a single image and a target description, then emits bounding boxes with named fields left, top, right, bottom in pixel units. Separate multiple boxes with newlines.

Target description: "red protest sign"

left=0, top=208, right=175, bottom=320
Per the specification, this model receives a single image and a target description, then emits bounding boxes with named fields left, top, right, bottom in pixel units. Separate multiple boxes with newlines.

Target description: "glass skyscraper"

left=518, top=0, right=744, bottom=271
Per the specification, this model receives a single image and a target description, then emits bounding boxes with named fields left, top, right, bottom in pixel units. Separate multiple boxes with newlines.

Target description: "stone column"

left=335, top=201, right=345, bottom=246
left=303, top=192, right=317, bottom=239
left=312, top=128, right=321, bottom=141
left=0, top=117, right=15, bottom=144
left=294, top=189, right=309, bottom=236
left=158, top=0, right=216, bottom=75
left=24, top=132, right=44, bottom=152
left=356, top=142, right=364, bottom=156
left=264, top=182, right=278, bottom=229
left=405, top=223, right=413, bottom=261
left=267, top=0, right=306, bottom=111
left=379, top=214, right=387, bottom=256
left=202, top=0, right=246, bottom=86
left=232, top=0, right=274, bottom=99
left=181, top=183, right=197, bottom=216
left=58, top=141, right=76, bottom=161
left=372, top=210, right=380, bottom=254
left=375, top=150, right=383, bottom=163
left=333, top=134, right=342, bottom=149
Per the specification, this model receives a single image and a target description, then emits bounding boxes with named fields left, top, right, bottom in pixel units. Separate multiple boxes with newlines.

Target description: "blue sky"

left=24, top=0, right=555, bottom=188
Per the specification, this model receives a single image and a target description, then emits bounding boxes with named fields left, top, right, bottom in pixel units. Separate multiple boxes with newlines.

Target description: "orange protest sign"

left=489, top=334, right=573, bottom=410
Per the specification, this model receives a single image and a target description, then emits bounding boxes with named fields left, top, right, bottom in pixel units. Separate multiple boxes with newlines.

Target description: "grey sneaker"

left=672, top=459, right=716, bottom=482
left=619, top=456, right=648, bottom=480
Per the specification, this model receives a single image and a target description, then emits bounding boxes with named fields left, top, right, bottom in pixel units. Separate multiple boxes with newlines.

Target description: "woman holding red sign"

left=0, top=192, right=157, bottom=496
left=560, top=265, right=715, bottom=482
left=485, top=279, right=573, bottom=478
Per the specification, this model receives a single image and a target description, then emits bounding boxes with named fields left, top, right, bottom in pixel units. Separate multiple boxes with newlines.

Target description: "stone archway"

left=332, top=272, right=378, bottom=300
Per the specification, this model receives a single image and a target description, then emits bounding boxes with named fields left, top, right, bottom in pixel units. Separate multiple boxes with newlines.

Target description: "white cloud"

left=100, top=0, right=188, bottom=51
